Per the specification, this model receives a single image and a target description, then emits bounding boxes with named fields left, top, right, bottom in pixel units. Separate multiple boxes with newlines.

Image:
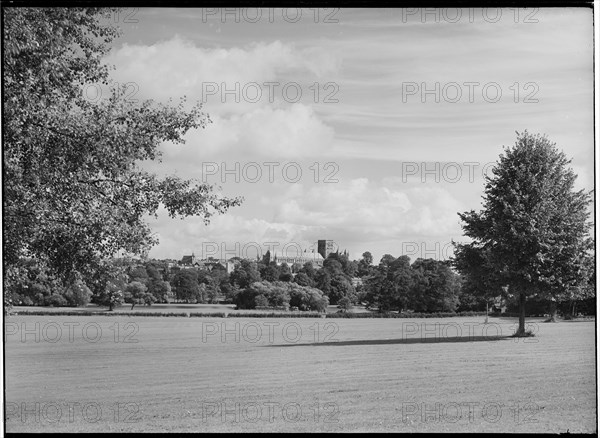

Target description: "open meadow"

left=4, top=315, right=596, bottom=433
left=8, top=303, right=372, bottom=314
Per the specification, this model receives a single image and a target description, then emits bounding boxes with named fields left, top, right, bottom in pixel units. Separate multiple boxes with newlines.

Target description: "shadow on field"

left=267, top=335, right=514, bottom=348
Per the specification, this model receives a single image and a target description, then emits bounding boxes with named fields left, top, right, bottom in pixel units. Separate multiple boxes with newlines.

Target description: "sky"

left=99, top=7, right=594, bottom=263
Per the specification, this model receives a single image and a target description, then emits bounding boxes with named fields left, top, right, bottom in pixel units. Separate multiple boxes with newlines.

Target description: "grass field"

left=4, top=315, right=596, bottom=432
left=10, top=303, right=373, bottom=314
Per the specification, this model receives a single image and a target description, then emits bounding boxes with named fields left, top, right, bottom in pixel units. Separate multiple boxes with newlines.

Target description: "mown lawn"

left=4, top=315, right=596, bottom=432
left=10, top=303, right=371, bottom=314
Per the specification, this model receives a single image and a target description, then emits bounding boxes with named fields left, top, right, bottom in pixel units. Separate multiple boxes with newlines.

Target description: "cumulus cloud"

left=147, top=209, right=320, bottom=260
left=147, top=178, right=466, bottom=261
left=273, top=178, right=464, bottom=239
left=119, top=10, right=592, bottom=263
left=105, top=37, right=339, bottom=164
left=152, top=103, right=336, bottom=178
left=105, top=37, right=340, bottom=110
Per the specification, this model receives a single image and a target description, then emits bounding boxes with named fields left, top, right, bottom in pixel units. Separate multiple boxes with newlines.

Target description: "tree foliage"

left=316, top=254, right=356, bottom=305
left=124, top=281, right=155, bottom=309
left=454, top=131, right=594, bottom=333
left=363, top=255, right=462, bottom=313
left=357, top=251, right=375, bottom=277
left=91, top=261, right=127, bottom=310
left=63, top=279, right=93, bottom=307
left=410, top=259, right=461, bottom=313
left=230, top=260, right=261, bottom=289
left=170, top=270, right=200, bottom=303
left=3, top=8, right=242, bottom=310
left=235, top=281, right=328, bottom=312
left=365, top=255, right=413, bottom=312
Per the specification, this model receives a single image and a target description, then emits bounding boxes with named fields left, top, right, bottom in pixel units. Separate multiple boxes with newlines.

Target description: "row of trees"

left=9, top=259, right=95, bottom=308
left=10, top=258, right=173, bottom=310
left=234, top=281, right=329, bottom=312
left=167, top=252, right=357, bottom=308
left=362, top=256, right=462, bottom=313
left=167, top=250, right=489, bottom=314
left=12, top=240, right=594, bottom=317
left=226, top=252, right=358, bottom=306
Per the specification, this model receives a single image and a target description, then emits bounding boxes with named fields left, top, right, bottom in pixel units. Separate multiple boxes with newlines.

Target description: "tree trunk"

left=485, top=301, right=489, bottom=324
left=548, top=300, right=557, bottom=322
left=517, top=292, right=526, bottom=335
left=131, top=303, right=135, bottom=310
left=109, top=302, right=114, bottom=311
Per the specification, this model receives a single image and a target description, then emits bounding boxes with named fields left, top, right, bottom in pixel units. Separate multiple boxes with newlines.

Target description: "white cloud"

left=147, top=178, right=467, bottom=262
left=147, top=209, right=320, bottom=260
left=118, top=10, right=592, bottom=263
left=106, top=36, right=340, bottom=110
left=153, top=103, right=336, bottom=177
left=106, top=37, right=339, bottom=164
left=274, top=179, right=464, bottom=238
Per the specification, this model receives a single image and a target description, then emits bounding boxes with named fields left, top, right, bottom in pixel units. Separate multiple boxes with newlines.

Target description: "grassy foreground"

left=4, top=315, right=596, bottom=432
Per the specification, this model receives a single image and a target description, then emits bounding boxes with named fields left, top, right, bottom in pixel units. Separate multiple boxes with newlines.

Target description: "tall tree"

left=326, top=252, right=357, bottom=277
left=229, top=260, right=261, bottom=289
left=318, top=258, right=355, bottom=304
left=147, top=277, right=173, bottom=303
left=452, top=243, right=505, bottom=311
left=365, top=255, right=413, bottom=312
left=170, top=269, right=200, bottom=303
left=261, top=250, right=271, bottom=266
left=300, top=262, right=317, bottom=281
left=455, top=131, right=593, bottom=335
left=3, top=8, right=242, bottom=310
left=410, top=258, right=460, bottom=313
left=357, top=251, right=375, bottom=277
left=124, top=281, right=155, bottom=310
left=293, top=272, right=314, bottom=288
left=278, top=262, right=293, bottom=282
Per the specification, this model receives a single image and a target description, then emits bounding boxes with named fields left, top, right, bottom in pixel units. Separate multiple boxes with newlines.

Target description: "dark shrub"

left=64, top=280, right=93, bottom=307
left=43, top=294, right=68, bottom=307
left=255, top=295, right=269, bottom=308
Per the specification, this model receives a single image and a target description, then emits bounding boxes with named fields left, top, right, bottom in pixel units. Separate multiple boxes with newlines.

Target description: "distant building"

left=178, top=253, right=238, bottom=273
left=274, top=252, right=324, bottom=269
left=180, top=253, right=200, bottom=268
left=222, top=259, right=238, bottom=274
left=178, top=240, right=337, bottom=274
left=317, top=240, right=336, bottom=259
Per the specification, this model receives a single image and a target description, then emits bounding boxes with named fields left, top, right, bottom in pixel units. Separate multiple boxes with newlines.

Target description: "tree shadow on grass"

left=489, top=316, right=546, bottom=321
left=266, top=335, right=513, bottom=348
